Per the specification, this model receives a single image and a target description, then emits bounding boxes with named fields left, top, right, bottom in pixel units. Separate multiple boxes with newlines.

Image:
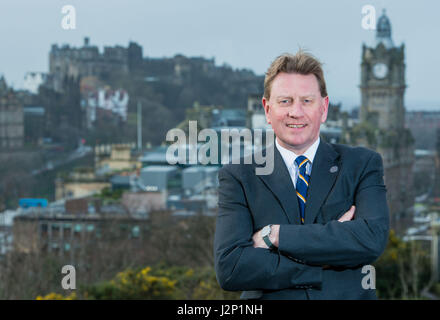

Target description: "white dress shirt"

left=275, top=137, right=320, bottom=189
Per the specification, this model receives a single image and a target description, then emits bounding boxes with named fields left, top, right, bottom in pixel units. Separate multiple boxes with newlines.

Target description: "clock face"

left=373, top=63, right=388, bottom=79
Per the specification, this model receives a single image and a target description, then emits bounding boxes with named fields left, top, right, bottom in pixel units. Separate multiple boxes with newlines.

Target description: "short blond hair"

left=263, top=50, right=327, bottom=99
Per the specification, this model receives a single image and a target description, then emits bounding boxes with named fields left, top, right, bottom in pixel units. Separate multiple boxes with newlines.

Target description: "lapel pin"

left=330, top=166, right=338, bottom=173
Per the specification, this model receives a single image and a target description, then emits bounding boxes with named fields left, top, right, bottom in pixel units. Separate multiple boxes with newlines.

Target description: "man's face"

left=262, top=72, right=329, bottom=154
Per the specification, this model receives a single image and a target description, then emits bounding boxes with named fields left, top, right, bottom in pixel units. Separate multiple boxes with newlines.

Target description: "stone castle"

left=49, top=37, right=143, bottom=92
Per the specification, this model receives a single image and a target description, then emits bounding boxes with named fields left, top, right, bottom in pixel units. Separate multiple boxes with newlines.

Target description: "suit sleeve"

left=278, top=152, right=390, bottom=268
left=214, top=166, right=323, bottom=291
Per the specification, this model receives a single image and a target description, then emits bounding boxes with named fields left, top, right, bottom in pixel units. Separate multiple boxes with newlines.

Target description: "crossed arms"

left=214, top=152, right=390, bottom=292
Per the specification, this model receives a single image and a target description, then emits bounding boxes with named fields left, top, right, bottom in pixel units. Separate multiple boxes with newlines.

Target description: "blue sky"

left=0, top=0, right=439, bottom=110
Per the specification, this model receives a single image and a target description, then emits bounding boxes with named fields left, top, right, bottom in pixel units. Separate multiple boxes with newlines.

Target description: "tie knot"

left=295, top=155, right=309, bottom=169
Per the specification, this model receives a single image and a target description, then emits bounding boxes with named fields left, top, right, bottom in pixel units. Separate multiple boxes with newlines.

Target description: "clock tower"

left=355, top=10, right=415, bottom=233
left=360, top=9, right=406, bottom=130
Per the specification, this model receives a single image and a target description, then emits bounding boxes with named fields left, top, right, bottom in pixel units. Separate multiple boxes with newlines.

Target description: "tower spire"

left=376, top=9, right=394, bottom=48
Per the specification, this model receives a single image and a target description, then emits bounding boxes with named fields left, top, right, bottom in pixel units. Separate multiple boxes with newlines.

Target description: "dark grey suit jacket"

left=213, top=139, right=390, bottom=299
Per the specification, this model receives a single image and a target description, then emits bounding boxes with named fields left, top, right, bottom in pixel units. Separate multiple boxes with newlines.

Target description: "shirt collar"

left=275, top=136, right=320, bottom=169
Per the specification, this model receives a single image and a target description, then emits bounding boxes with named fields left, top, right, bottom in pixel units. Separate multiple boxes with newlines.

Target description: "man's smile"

left=286, top=124, right=307, bottom=129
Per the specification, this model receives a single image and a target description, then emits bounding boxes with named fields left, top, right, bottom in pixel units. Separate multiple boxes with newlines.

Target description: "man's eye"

left=280, top=100, right=290, bottom=104
left=304, top=99, right=311, bottom=103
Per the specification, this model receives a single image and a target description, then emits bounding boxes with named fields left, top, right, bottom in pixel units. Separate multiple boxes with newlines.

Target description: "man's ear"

left=262, top=97, right=271, bottom=124
left=321, top=96, right=329, bottom=123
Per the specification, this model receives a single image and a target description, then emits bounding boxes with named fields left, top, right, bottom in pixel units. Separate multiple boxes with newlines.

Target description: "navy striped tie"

left=295, top=155, right=310, bottom=224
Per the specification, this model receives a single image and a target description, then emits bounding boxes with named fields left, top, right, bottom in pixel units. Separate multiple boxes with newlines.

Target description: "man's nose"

left=287, top=100, right=304, bottom=117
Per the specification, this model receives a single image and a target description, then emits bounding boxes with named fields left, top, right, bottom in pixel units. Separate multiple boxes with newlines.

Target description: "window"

left=131, top=226, right=140, bottom=238
left=40, top=223, right=48, bottom=233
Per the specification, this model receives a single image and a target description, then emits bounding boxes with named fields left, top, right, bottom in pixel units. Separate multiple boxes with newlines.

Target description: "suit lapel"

left=256, top=144, right=300, bottom=224
left=304, top=139, right=341, bottom=224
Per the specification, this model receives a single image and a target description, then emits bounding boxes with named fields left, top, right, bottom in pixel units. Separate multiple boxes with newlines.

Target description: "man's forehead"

left=274, top=93, right=316, bottom=99
left=272, top=73, right=320, bottom=93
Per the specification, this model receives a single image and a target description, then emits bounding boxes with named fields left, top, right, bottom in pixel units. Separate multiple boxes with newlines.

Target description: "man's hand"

left=338, top=205, right=356, bottom=222
left=252, top=225, right=280, bottom=249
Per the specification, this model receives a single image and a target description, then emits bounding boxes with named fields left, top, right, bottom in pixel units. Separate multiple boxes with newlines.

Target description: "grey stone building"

left=48, top=37, right=143, bottom=92
left=357, top=10, right=415, bottom=231
left=0, top=76, right=24, bottom=149
left=360, top=10, right=406, bottom=130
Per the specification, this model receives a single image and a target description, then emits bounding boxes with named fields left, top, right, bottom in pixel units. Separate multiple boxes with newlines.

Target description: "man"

left=213, top=51, right=390, bottom=300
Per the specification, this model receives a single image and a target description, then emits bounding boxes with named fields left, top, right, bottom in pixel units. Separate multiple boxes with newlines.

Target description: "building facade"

left=0, top=77, right=24, bottom=149
left=49, top=37, right=143, bottom=92
left=357, top=10, right=415, bottom=231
